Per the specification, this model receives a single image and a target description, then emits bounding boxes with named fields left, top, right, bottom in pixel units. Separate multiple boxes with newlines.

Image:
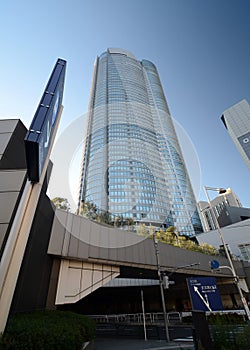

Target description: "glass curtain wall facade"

left=221, top=99, right=250, bottom=171
left=78, top=48, right=202, bottom=236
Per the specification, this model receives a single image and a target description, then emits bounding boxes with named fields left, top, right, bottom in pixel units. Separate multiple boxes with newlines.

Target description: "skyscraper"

left=78, top=48, right=202, bottom=236
left=221, top=99, right=250, bottom=171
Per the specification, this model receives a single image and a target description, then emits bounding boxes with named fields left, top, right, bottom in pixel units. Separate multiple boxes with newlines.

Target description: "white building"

left=221, top=99, right=250, bottom=171
left=198, top=188, right=242, bottom=232
left=197, top=218, right=250, bottom=261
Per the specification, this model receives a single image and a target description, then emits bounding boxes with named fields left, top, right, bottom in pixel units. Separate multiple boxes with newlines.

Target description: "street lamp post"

left=204, top=186, right=250, bottom=321
left=153, top=230, right=170, bottom=342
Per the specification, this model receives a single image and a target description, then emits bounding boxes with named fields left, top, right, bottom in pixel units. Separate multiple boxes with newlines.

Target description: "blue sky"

left=1, top=0, right=250, bottom=208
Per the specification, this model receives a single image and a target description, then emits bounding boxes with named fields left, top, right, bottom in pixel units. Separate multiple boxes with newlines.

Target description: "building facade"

left=197, top=217, right=250, bottom=262
left=239, top=243, right=250, bottom=262
left=78, top=48, right=202, bottom=236
left=198, top=188, right=242, bottom=231
left=221, top=99, right=250, bottom=171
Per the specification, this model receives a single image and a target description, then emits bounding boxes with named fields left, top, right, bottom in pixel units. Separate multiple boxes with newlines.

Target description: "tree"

left=155, top=228, right=166, bottom=241
left=113, top=215, right=124, bottom=227
left=137, top=223, right=148, bottom=236
left=200, top=243, right=218, bottom=255
left=166, top=225, right=179, bottom=238
left=79, top=201, right=98, bottom=220
left=97, top=210, right=112, bottom=225
left=52, top=197, right=70, bottom=211
left=136, top=224, right=218, bottom=255
left=125, top=217, right=135, bottom=231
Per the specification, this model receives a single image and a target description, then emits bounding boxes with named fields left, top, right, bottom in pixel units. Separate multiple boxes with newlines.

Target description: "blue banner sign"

left=25, top=58, right=66, bottom=182
left=187, top=277, right=223, bottom=312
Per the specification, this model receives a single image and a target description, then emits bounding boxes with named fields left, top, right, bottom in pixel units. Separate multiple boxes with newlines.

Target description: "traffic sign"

left=210, top=260, right=220, bottom=269
left=187, top=277, right=223, bottom=312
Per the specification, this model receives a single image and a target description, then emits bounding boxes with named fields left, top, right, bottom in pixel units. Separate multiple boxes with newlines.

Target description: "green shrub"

left=0, top=310, right=96, bottom=349
left=210, top=324, right=250, bottom=349
left=236, top=327, right=250, bottom=349
left=208, top=314, right=250, bottom=349
left=208, top=313, right=245, bottom=325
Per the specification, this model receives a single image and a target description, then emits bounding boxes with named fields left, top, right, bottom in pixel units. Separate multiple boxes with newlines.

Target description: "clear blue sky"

left=1, top=0, right=250, bottom=208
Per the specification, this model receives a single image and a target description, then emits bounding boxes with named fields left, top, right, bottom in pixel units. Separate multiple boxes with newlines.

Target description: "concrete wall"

left=48, top=209, right=245, bottom=278
left=0, top=119, right=56, bottom=314
left=0, top=119, right=27, bottom=169
left=10, top=168, right=55, bottom=313
left=0, top=120, right=27, bottom=258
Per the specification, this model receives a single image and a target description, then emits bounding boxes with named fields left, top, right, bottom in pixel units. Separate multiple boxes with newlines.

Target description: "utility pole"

left=204, top=186, right=250, bottom=321
left=153, top=231, right=170, bottom=342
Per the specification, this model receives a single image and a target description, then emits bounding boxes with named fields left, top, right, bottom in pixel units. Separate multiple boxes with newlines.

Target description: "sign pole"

left=153, top=231, right=170, bottom=342
left=141, top=289, right=147, bottom=341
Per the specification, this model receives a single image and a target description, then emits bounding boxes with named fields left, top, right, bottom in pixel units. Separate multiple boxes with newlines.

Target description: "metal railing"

left=89, top=309, right=246, bottom=325
left=88, top=312, right=182, bottom=325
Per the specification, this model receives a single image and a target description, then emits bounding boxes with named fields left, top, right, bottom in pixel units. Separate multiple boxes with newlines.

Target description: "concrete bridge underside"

left=47, top=209, right=250, bottom=313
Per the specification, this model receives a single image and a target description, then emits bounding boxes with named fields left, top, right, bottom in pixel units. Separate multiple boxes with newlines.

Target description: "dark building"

left=218, top=206, right=250, bottom=228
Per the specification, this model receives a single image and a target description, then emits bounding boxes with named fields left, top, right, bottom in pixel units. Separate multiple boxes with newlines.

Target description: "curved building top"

left=99, top=48, right=157, bottom=70
left=107, top=47, right=136, bottom=60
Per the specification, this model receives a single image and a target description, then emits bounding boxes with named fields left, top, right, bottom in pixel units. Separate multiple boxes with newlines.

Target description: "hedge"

left=0, top=310, right=96, bottom=349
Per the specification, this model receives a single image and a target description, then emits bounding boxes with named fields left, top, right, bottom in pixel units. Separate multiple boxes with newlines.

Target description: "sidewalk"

left=94, top=338, right=194, bottom=350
